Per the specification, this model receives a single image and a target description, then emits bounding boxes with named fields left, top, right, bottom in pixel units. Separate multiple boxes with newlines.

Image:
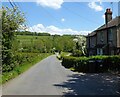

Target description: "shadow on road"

left=54, top=73, right=120, bottom=95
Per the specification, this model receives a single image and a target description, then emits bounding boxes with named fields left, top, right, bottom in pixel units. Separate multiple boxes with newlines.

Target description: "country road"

left=2, top=55, right=120, bottom=95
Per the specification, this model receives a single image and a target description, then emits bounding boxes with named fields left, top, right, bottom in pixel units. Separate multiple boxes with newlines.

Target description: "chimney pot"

left=105, top=8, right=112, bottom=24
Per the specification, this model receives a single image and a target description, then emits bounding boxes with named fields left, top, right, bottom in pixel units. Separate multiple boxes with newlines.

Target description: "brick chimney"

left=105, top=8, right=112, bottom=24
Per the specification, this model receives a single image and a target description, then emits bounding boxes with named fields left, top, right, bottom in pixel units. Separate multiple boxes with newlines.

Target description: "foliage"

left=0, top=9, right=2, bottom=72
left=16, top=31, right=51, bottom=36
left=73, top=35, right=86, bottom=55
left=1, top=6, right=86, bottom=83
left=2, top=7, right=25, bottom=72
left=15, top=35, right=76, bottom=53
left=61, top=55, right=120, bottom=73
left=14, top=32, right=86, bottom=54
left=72, top=50, right=83, bottom=57
left=2, top=53, right=51, bottom=84
left=57, top=52, right=71, bottom=60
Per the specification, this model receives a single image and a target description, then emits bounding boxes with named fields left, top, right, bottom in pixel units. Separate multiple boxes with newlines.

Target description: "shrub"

left=72, top=50, right=83, bottom=57
left=61, top=55, right=120, bottom=73
left=108, top=55, right=120, bottom=72
left=62, top=56, right=75, bottom=68
left=2, top=53, right=40, bottom=72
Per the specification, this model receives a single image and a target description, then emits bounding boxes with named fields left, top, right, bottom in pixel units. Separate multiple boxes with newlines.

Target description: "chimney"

left=105, top=8, right=112, bottom=24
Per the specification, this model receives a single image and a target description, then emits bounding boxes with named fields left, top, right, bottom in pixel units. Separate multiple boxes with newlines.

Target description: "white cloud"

left=28, top=24, right=91, bottom=35
left=29, top=24, right=45, bottom=32
left=102, top=14, right=105, bottom=19
left=61, top=18, right=65, bottom=22
left=36, top=0, right=64, bottom=9
left=97, top=0, right=102, bottom=4
left=88, top=2, right=103, bottom=11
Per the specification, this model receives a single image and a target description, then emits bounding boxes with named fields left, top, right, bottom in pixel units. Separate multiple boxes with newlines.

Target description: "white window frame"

left=97, top=48, right=103, bottom=55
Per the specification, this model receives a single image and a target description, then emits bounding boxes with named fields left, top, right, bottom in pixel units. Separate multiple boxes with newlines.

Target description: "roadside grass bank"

left=2, top=53, right=52, bottom=84
left=0, top=75, right=2, bottom=85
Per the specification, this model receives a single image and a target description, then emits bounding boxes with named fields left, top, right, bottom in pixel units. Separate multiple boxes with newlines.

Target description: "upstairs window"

left=100, top=32, right=104, bottom=43
left=108, top=29, right=113, bottom=41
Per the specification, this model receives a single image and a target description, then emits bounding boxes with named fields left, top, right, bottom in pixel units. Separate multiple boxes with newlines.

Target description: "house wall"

left=117, top=25, right=120, bottom=47
left=86, top=37, right=90, bottom=49
left=108, top=27, right=117, bottom=47
left=89, top=35, right=96, bottom=48
left=87, top=35, right=97, bottom=56
left=97, top=27, right=117, bottom=46
left=86, top=25, right=119, bottom=56
left=97, top=30, right=107, bottom=45
left=86, top=35, right=97, bottom=56
left=91, top=27, right=117, bottom=55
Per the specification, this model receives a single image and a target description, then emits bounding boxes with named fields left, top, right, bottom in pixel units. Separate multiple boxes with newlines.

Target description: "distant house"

left=86, top=8, right=120, bottom=56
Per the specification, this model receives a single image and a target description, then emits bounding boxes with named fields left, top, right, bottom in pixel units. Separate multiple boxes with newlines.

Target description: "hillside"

left=13, top=33, right=86, bottom=53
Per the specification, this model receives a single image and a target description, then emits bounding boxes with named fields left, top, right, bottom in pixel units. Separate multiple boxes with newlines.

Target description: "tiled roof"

left=96, top=16, right=120, bottom=31
left=88, top=31, right=96, bottom=37
left=87, top=16, right=120, bottom=37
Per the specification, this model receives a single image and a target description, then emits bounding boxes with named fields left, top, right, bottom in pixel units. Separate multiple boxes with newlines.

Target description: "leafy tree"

left=2, top=7, right=25, bottom=72
left=73, top=35, right=86, bottom=56
left=0, top=9, right=2, bottom=72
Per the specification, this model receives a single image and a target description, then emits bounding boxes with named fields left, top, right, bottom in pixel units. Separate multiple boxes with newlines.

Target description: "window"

left=97, top=48, right=103, bottom=55
left=100, top=32, right=104, bottom=43
left=108, top=29, right=113, bottom=41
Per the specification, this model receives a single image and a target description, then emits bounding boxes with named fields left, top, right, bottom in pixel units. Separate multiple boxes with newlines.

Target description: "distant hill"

left=14, top=31, right=86, bottom=53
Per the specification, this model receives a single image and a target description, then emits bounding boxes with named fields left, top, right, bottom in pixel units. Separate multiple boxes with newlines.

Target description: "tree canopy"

left=2, top=7, right=25, bottom=72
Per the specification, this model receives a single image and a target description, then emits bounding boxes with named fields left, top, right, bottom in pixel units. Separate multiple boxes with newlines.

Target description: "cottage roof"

left=87, top=16, right=120, bottom=37
left=88, top=31, right=96, bottom=37
left=97, top=16, right=120, bottom=31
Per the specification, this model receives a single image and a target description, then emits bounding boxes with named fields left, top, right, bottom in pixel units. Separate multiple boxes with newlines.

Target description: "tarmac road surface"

left=2, top=55, right=120, bottom=95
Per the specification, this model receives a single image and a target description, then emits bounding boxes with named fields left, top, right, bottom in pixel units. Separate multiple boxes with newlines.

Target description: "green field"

left=14, top=35, right=77, bottom=53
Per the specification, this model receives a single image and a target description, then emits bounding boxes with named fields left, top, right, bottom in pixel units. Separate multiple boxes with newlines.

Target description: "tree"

left=0, top=9, right=2, bottom=72
left=2, top=7, right=25, bottom=72
left=73, top=35, right=86, bottom=56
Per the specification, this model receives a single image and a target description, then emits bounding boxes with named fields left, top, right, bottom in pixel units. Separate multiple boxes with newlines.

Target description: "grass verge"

left=2, top=53, right=52, bottom=84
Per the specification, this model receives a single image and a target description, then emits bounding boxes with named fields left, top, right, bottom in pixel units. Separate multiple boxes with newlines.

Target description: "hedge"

left=2, top=53, right=51, bottom=84
left=2, top=53, right=37, bottom=72
left=2, top=53, right=51, bottom=72
left=61, top=55, right=120, bottom=73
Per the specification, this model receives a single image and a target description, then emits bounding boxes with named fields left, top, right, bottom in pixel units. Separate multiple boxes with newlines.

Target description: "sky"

left=2, top=0, right=119, bottom=35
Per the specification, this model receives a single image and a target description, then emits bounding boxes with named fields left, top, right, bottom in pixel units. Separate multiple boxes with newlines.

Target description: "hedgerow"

left=61, top=55, right=120, bottom=73
left=2, top=53, right=51, bottom=84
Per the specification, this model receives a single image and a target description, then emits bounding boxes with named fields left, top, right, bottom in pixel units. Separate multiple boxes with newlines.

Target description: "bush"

left=61, top=55, right=120, bottom=73
left=2, top=53, right=42, bottom=72
left=108, top=55, right=120, bottom=72
left=2, top=53, right=51, bottom=84
left=62, top=56, right=89, bottom=72
left=72, top=50, right=83, bottom=57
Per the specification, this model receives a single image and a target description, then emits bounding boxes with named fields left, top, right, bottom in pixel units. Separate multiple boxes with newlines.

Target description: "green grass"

left=57, top=52, right=71, bottom=60
left=16, top=35, right=53, bottom=42
left=69, top=67, right=75, bottom=71
left=61, top=52, right=70, bottom=56
left=2, top=53, right=52, bottom=84
left=0, top=74, right=2, bottom=84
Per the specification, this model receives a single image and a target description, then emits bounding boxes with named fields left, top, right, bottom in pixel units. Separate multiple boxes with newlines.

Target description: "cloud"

left=36, top=0, right=64, bottom=9
left=88, top=2, right=103, bottom=11
left=97, top=0, right=102, bottom=4
left=102, top=14, right=105, bottom=19
left=61, top=18, right=65, bottom=22
left=27, top=24, right=91, bottom=35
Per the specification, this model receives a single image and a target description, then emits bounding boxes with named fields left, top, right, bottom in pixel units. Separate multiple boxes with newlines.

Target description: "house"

left=86, top=8, right=120, bottom=56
